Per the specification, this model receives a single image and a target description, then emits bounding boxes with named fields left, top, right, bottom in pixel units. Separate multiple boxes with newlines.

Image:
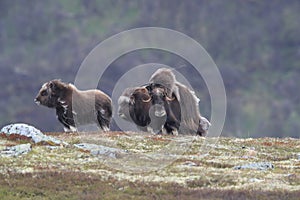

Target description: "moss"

left=0, top=132, right=300, bottom=199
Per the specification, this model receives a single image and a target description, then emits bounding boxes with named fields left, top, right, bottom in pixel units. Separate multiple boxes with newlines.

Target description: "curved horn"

left=142, top=96, right=152, bottom=103
left=166, top=95, right=175, bottom=101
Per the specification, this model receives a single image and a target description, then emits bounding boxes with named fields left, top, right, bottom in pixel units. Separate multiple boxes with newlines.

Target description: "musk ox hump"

left=149, top=68, right=180, bottom=101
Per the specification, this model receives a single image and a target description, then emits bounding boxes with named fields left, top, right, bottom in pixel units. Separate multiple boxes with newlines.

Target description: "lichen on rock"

left=0, top=123, right=68, bottom=146
left=0, top=143, right=31, bottom=157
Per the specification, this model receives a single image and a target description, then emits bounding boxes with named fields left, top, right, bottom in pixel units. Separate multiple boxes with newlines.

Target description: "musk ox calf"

left=149, top=68, right=210, bottom=136
left=34, top=79, right=112, bottom=132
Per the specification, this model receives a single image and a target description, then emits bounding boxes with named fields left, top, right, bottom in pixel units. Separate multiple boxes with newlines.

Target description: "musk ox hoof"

left=200, top=117, right=211, bottom=131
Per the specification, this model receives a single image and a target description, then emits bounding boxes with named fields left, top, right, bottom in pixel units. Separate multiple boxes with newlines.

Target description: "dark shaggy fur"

left=149, top=68, right=210, bottom=136
left=35, top=79, right=112, bottom=132
left=128, top=87, right=153, bottom=130
left=146, top=84, right=181, bottom=135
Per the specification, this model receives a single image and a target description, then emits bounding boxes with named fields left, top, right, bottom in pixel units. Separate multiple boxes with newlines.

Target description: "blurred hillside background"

left=0, top=0, right=299, bottom=137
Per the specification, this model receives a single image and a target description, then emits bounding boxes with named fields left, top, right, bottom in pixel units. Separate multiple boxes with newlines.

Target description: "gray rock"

left=74, top=143, right=127, bottom=158
left=249, top=178, right=263, bottom=183
left=234, top=162, right=274, bottom=170
left=0, top=123, right=68, bottom=146
left=0, top=143, right=31, bottom=157
left=183, top=161, right=198, bottom=167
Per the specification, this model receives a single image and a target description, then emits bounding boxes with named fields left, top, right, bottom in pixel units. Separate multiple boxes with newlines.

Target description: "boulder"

left=0, top=123, right=68, bottom=146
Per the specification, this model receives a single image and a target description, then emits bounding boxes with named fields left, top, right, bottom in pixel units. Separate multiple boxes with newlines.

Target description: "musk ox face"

left=128, top=87, right=152, bottom=127
left=124, top=85, right=180, bottom=133
left=146, top=84, right=176, bottom=117
left=34, top=80, right=63, bottom=108
left=129, top=87, right=152, bottom=105
left=145, top=83, right=181, bottom=134
left=149, top=87, right=167, bottom=117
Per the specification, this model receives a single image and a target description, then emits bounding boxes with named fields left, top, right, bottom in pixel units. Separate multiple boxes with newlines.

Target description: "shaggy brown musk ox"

left=34, top=79, right=112, bottom=132
left=149, top=68, right=211, bottom=136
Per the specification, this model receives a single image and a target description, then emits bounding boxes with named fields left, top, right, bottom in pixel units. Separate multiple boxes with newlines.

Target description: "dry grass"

left=0, top=132, right=299, bottom=199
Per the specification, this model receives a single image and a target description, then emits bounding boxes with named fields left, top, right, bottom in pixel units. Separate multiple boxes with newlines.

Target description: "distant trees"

left=0, top=0, right=299, bottom=137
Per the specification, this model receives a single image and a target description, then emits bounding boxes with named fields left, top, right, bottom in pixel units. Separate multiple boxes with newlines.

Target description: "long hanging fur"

left=149, top=68, right=210, bottom=135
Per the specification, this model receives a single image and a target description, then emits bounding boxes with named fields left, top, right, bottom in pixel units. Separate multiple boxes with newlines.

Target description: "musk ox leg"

left=137, top=126, right=148, bottom=132
left=164, top=123, right=179, bottom=135
left=96, top=110, right=111, bottom=132
left=163, top=109, right=180, bottom=135
left=56, top=106, right=76, bottom=132
left=146, top=126, right=163, bottom=134
left=197, top=116, right=211, bottom=136
left=63, top=126, right=77, bottom=132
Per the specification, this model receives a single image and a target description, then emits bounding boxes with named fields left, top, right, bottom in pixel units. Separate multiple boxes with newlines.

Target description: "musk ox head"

left=129, top=87, right=152, bottom=106
left=34, top=79, right=68, bottom=108
left=146, top=84, right=175, bottom=117
left=128, top=87, right=152, bottom=127
left=146, top=83, right=182, bottom=134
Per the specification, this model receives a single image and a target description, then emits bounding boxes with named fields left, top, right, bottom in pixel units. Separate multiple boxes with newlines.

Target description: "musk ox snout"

left=152, top=104, right=166, bottom=117
left=34, top=98, right=40, bottom=105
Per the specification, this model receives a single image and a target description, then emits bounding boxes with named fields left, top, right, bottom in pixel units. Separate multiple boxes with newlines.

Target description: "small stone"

left=233, top=162, right=274, bottom=170
left=0, top=143, right=31, bottom=157
left=249, top=178, right=263, bottom=183
left=74, top=143, right=127, bottom=158
left=183, top=161, right=197, bottom=167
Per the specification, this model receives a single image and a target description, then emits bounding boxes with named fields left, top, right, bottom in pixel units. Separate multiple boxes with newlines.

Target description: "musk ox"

left=128, top=87, right=167, bottom=133
left=34, top=79, right=112, bottom=132
left=118, top=85, right=180, bottom=134
left=118, top=86, right=168, bottom=133
left=149, top=68, right=210, bottom=136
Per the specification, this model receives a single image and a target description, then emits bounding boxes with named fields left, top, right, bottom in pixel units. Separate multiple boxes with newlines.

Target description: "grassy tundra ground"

left=0, top=131, right=299, bottom=200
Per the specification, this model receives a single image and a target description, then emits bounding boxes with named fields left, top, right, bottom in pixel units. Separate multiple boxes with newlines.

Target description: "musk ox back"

left=149, top=68, right=179, bottom=100
left=35, top=79, right=112, bottom=132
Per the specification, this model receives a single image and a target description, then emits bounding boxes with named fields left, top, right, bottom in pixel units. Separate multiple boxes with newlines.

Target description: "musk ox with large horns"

left=149, top=68, right=210, bottom=136
left=34, top=79, right=112, bottom=132
left=147, top=85, right=181, bottom=135
left=118, top=86, right=170, bottom=133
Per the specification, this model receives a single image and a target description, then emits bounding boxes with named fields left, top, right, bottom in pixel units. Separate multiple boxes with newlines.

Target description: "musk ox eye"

left=41, top=90, right=48, bottom=96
